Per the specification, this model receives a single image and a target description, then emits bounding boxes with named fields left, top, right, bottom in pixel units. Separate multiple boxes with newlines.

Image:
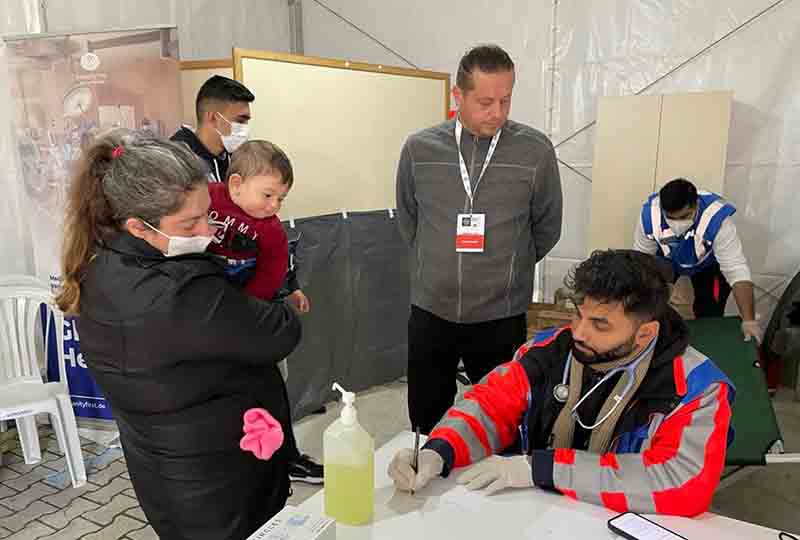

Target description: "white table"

left=299, top=431, right=790, bottom=539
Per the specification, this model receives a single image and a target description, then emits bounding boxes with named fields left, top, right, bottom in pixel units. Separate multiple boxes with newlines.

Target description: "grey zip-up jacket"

left=396, top=118, right=562, bottom=323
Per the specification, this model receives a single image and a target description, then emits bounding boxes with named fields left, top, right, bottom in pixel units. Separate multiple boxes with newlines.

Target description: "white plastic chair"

left=0, top=275, right=47, bottom=466
left=0, top=281, right=87, bottom=488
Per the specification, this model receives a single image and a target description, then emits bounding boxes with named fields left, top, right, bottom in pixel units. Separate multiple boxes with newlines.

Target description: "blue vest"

left=641, top=192, right=736, bottom=277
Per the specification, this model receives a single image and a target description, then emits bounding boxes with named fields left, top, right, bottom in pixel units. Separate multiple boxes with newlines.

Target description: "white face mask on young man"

left=666, top=218, right=694, bottom=237
left=216, top=112, right=249, bottom=153
left=143, top=221, right=213, bottom=257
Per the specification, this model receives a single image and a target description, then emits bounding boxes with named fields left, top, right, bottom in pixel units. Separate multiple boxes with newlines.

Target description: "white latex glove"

left=388, top=448, right=444, bottom=493
left=742, top=320, right=762, bottom=344
left=456, top=455, right=534, bottom=496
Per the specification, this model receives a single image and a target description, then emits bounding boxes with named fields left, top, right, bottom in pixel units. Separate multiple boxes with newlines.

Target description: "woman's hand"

left=288, top=290, right=311, bottom=313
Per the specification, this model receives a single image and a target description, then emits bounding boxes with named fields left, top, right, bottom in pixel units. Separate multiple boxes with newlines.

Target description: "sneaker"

left=289, top=454, right=324, bottom=484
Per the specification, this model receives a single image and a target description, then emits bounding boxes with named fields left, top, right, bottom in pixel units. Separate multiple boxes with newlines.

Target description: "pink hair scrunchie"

left=240, top=408, right=284, bottom=460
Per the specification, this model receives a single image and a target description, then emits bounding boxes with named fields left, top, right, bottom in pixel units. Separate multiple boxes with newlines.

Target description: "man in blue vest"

left=634, top=178, right=760, bottom=342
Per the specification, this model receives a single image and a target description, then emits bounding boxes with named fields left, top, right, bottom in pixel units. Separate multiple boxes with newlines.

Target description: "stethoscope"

left=553, top=337, right=657, bottom=430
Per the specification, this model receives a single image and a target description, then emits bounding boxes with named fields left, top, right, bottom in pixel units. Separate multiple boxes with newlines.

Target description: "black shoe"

left=289, top=454, right=324, bottom=484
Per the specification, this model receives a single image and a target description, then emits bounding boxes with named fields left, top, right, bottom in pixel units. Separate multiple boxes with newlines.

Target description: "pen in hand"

left=411, top=426, right=421, bottom=495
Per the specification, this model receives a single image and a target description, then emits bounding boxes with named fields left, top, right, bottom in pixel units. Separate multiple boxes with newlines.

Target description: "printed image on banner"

left=6, top=28, right=183, bottom=420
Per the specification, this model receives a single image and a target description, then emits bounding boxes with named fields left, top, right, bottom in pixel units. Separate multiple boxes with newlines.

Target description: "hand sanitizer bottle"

left=323, top=382, right=374, bottom=525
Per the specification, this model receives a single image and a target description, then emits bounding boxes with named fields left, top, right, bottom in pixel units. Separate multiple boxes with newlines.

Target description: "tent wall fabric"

left=41, top=0, right=291, bottom=61
left=0, top=0, right=41, bottom=277
left=302, top=0, right=800, bottom=326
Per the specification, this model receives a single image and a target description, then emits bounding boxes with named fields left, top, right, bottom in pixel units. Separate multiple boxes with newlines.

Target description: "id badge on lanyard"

left=456, top=213, right=486, bottom=252
left=454, top=118, right=501, bottom=253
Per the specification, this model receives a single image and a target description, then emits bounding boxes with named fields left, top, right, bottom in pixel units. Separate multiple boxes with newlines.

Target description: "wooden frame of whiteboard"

left=181, top=59, right=234, bottom=71
left=233, top=49, right=450, bottom=121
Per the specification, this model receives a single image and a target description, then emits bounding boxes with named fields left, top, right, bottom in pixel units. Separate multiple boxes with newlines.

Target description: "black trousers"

left=121, top=424, right=290, bottom=540
left=279, top=380, right=301, bottom=461
left=407, top=305, right=527, bottom=435
left=689, top=261, right=732, bottom=318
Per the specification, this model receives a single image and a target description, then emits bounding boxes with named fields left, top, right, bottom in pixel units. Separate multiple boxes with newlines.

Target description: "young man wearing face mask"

left=633, top=178, right=759, bottom=342
left=388, top=250, right=735, bottom=518
left=172, top=75, right=253, bottom=182
left=395, top=44, right=563, bottom=435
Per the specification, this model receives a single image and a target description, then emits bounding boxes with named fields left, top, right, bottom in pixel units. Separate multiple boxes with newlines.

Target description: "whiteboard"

left=234, top=49, right=449, bottom=221
left=179, top=60, right=234, bottom=128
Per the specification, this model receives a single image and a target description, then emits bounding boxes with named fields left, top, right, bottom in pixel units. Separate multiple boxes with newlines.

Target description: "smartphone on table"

left=608, top=512, right=688, bottom=540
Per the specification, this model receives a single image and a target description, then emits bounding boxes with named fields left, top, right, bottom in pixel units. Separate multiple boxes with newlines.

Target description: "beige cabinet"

left=588, top=91, right=732, bottom=254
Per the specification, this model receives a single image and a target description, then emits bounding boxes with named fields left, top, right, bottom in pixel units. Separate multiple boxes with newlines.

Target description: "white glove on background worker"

left=388, top=448, right=444, bottom=493
left=741, top=319, right=762, bottom=343
left=456, top=455, right=534, bottom=495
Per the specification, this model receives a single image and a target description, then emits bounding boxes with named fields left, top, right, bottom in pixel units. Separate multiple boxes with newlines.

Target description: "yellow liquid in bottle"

left=323, top=454, right=374, bottom=525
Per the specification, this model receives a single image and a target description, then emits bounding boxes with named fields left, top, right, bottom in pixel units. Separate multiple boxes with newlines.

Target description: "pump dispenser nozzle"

left=332, top=382, right=357, bottom=425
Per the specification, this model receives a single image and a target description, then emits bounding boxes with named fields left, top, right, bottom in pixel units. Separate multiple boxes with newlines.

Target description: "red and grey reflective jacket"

left=423, top=311, right=735, bottom=517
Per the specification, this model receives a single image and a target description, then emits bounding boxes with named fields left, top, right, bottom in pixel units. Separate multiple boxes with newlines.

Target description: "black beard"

left=572, top=336, right=637, bottom=366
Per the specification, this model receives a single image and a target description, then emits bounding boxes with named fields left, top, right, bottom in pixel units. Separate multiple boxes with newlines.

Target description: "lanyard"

left=455, top=117, right=502, bottom=211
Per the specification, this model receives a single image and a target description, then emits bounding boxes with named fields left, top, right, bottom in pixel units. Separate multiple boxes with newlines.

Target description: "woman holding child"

left=57, top=129, right=299, bottom=540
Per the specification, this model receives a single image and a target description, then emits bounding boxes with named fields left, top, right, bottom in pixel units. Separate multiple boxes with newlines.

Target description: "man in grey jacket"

left=396, top=44, right=563, bottom=434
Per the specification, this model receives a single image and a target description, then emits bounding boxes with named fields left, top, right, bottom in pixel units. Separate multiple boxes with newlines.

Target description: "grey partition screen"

left=284, top=210, right=410, bottom=418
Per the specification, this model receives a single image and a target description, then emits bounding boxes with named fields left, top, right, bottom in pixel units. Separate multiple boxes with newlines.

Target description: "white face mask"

left=143, top=221, right=213, bottom=257
left=216, top=112, right=250, bottom=153
left=666, top=218, right=693, bottom=237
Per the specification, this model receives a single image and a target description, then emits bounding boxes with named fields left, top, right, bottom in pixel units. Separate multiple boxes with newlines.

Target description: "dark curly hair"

left=565, top=250, right=672, bottom=322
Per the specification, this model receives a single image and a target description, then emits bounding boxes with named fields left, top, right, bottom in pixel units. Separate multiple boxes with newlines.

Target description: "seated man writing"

left=389, top=249, right=735, bottom=517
